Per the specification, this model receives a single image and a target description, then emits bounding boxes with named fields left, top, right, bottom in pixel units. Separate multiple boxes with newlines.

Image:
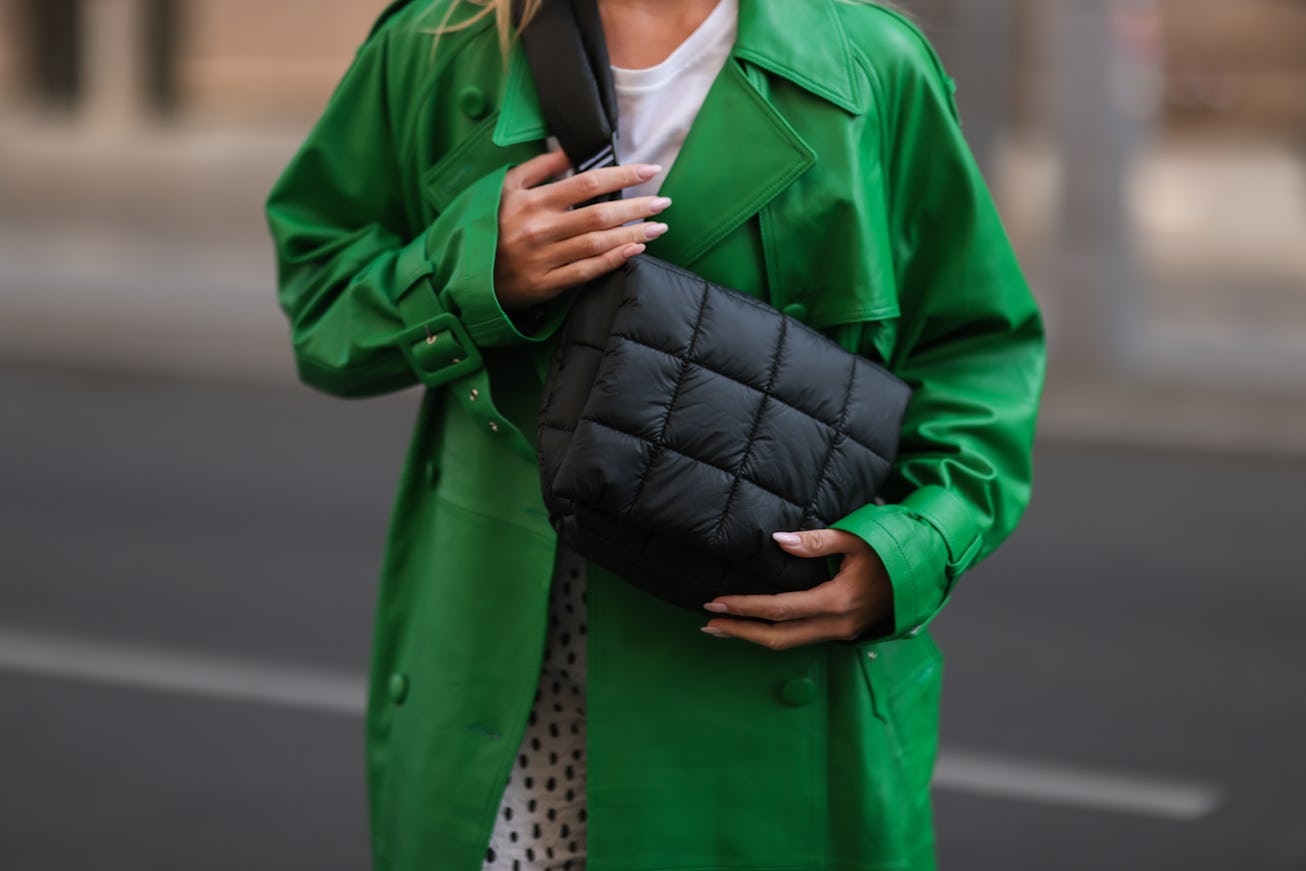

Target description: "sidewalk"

left=2, top=115, right=1304, bottom=456
left=0, top=116, right=297, bottom=383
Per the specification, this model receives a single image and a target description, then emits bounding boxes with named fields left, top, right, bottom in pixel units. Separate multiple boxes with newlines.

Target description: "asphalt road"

left=1, top=366, right=1304, bottom=871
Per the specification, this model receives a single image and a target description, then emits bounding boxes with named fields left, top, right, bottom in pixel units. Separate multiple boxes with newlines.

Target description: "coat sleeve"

left=264, top=25, right=569, bottom=398
left=828, top=23, right=1047, bottom=642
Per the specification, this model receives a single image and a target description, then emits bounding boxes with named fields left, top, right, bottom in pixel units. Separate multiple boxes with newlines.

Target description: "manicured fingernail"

left=703, top=602, right=729, bottom=613
left=623, top=243, right=647, bottom=257
left=637, top=164, right=663, bottom=180
left=644, top=222, right=668, bottom=240
left=650, top=196, right=673, bottom=213
left=701, top=626, right=727, bottom=637
left=772, top=532, right=802, bottom=546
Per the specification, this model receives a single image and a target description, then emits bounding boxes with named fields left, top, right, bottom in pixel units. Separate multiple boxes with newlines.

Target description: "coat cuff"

left=829, top=485, right=982, bottom=643
left=436, top=165, right=570, bottom=348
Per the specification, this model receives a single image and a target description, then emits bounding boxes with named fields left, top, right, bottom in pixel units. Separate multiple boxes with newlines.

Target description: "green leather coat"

left=265, top=1, right=1045, bottom=868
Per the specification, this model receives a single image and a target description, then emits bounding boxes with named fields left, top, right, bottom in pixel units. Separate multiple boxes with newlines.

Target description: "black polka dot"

left=484, top=549, right=588, bottom=868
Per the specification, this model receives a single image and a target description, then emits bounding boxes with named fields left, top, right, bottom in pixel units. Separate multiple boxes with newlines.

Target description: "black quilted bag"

left=538, top=256, right=911, bottom=610
left=524, top=0, right=912, bottom=611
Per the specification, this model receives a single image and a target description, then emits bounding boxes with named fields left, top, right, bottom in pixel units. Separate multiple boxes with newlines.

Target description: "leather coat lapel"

left=497, top=48, right=817, bottom=271
left=646, top=58, right=815, bottom=268
left=493, top=47, right=548, bottom=148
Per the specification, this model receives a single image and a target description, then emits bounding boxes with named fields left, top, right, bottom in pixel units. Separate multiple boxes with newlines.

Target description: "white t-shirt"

left=611, top=0, right=739, bottom=199
left=545, top=0, right=739, bottom=200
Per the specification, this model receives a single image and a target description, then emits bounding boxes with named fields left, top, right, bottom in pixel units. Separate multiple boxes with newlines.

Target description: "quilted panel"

left=537, top=255, right=911, bottom=608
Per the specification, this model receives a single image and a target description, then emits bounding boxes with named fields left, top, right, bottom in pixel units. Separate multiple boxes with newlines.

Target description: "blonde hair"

left=421, top=0, right=539, bottom=64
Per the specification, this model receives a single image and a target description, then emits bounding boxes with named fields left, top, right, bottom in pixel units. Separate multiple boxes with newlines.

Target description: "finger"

left=551, top=194, right=673, bottom=238
left=506, top=149, right=573, bottom=190
left=548, top=221, right=668, bottom=266
left=538, top=163, right=662, bottom=209
left=771, top=528, right=866, bottom=559
left=535, top=242, right=646, bottom=293
left=703, top=582, right=839, bottom=622
left=702, top=614, right=860, bottom=650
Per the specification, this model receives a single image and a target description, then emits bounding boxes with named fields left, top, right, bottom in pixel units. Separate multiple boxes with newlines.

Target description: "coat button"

left=780, top=676, right=816, bottom=707
left=388, top=673, right=410, bottom=705
left=781, top=302, right=808, bottom=321
left=458, top=85, right=489, bottom=120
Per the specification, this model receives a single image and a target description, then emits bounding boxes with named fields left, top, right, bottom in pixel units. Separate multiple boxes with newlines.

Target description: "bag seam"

left=620, top=276, right=712, bottom=514
left=706, top=314, right=788, bottom=546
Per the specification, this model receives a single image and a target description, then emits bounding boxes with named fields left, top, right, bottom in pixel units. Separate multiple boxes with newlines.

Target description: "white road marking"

left=0, top=627, right=1223, bottom=819
left=0, top=626, right=365, bottom=715
left=934, top=751, right=1221, bottom=820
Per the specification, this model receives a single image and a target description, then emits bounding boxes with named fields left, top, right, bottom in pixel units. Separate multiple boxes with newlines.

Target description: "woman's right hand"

left=494, top=149, right=672, bottom=310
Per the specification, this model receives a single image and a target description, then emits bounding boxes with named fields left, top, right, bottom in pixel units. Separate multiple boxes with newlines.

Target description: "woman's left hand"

left=700, top=530, right=892, bottom=649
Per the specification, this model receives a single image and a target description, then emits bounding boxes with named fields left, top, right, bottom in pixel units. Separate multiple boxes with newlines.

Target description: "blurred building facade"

left=0, top=0, right=389, bottom=123
left=1, top=0, right=1303, bottom=133
left=1, top=0, right=1303, bottom=417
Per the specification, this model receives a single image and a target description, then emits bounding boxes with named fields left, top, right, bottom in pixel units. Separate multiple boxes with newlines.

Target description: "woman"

left=265, top=0, right=1045, bottom=869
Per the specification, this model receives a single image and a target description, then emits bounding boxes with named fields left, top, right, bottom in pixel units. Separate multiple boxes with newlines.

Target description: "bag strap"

left=515, top=0, right=620, bottom=176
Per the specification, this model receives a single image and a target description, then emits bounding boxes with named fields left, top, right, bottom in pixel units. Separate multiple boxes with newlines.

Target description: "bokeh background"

left=1, top=1, right=1304, bottom=868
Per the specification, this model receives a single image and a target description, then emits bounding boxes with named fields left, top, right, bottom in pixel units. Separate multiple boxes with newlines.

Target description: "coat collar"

left=492, top=0, right=859, bottom=147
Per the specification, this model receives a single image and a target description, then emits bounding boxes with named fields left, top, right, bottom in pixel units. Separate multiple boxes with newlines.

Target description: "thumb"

left=771, top=528, right=847, bottom=557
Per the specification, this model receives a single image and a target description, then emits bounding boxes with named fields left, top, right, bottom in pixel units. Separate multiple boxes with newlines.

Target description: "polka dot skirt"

left=484, top=544, right=588, bottom=871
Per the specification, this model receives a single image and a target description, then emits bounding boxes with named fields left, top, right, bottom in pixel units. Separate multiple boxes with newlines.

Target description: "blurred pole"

left=144, top=0, right=181, bottom=117
left=952, top=0, right=1012, bottom=184
left=1051, top=0, right=1149, bottom=373
left=19, top=0, right=81, bottom=109
left=906, top=0, right=1012, bottom=183
left=83, top=0, right=148, bottom=129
